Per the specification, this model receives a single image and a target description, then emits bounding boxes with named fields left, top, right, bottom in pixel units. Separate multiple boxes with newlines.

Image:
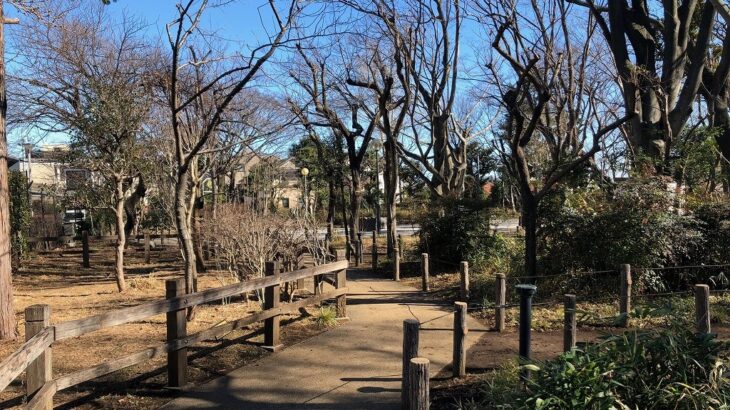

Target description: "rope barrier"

left=635, top=264, right=730, bottom=271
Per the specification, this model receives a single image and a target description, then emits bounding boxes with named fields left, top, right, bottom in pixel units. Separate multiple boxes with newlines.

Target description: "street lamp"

left=301, top=167, right=309, bottom=214
left=372, top=138, right=383, bottom=232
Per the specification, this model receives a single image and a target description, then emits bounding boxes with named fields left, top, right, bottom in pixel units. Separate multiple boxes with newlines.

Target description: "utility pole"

left=0, top=0, right=20, bottom=340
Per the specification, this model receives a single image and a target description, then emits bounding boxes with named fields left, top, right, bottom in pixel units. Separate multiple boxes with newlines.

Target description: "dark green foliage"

left=9, top=171, right=31, bottom=265
left=538, top=178, right=713, bottom=291
left=418, top=198, right=513, bottom=271
left=467, top=319, right=730, bottom=409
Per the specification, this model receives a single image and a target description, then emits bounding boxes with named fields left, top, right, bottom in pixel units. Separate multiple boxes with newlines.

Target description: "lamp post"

left=301, top=167, right=309, bottom=215
left=372, top=138, right=383, bottom=233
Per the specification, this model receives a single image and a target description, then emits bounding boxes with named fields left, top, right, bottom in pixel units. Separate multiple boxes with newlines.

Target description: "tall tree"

left=164, top=0, right=298, bottom=311
left=479, top=0, right=631, bottom=278
left=569, top=0, right=718, bottom=169
left=13, top=4, right=152, bottom=291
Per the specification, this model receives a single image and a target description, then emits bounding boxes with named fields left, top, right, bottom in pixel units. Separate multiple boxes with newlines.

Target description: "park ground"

left=3, top=235, right=730, bottom=409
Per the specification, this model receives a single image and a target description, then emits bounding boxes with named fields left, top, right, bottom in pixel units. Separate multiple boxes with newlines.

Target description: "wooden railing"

left=0, top=250, right=348, bottom=409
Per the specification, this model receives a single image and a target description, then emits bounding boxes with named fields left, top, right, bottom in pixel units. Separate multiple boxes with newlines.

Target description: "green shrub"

left=539, top=178, right=707, bottom=291
left=418, top=198, right=518, bottom=272
left=468, top=319, right=730, bottom=409
left=9, top=171, right=31, bottom=266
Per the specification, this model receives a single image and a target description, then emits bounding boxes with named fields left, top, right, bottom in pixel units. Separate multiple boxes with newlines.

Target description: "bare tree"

left=289, top=43, right=382, bottom=243
left=164, top=0, right=299, bottom=310
left=478, top=0, right=632, bottom=278
left=568, top=0, right=718, bottom=169
left=11, top=4, right=152, bottom=291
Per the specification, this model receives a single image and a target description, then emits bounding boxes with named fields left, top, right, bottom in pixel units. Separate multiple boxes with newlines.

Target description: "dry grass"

left=0, top=238, right=332, bottom=409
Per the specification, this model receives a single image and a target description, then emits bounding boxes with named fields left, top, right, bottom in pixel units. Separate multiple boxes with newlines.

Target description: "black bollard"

left=516, top=284, right=537, bottom=383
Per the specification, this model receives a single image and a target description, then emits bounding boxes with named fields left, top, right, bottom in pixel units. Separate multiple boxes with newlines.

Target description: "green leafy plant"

left=314, top=306, right=338, bottom=328
left=9, top=171, right=31, bottom=266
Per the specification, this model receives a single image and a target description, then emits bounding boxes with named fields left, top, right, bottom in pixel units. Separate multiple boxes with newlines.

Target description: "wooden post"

left=25, top=304, right=52, bottom=407
left=394, top=246, right=401, bottom=281
left=402, top=319, right=420, bottom=409
left=264, top=261, right=282, bottom=350
left=459, top=261, right=469, bottom=301
left=421, top=253, right=430, bottom=292
left=495, top=273, right=506, bottom=332
left=81, top=230, right=90, bottom=268
left=563, top=294, right=576, bottom=352
left=695, top=284, right=710, bottom=334
left=144, top=233, right=151, bottom=264
left=335, top=249, right=347, bottom=318
left=408, top=358, right=430, bottom=410
left=166, top=278, right=187, bottom=388
left=372, top=230, right=378, bottom=271
left=453, top=302, right=467, bottom=377
left=619, top=264, right=632, bottom=327
left=353, top=240, right=361, bottom=267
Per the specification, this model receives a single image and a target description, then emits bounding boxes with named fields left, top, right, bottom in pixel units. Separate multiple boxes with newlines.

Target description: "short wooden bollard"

left=264, top=261, right=282, bottom=350
left=408, top=358, right=430, bottom=410
left=421, top=253, right=430, bottom=292
left=402, top=319, right=420, bottom=408
left=695, top=284, right=710, bottom=334
left=495, top=273, right=506, bottom=332
left=460, top=261, right=470, bottom=301
left=619, top=264, right=632, bottom=327
left=144, top=233, right=151, bottom=264
left=82, top=230, right=90, bottom=268
left=25, top=304, right=52, bottom=406
left=372, top=230, right=379, bottom=272
left=335, top=249, right=347, bottom=318
left=394, top=246, right=401, bottom=281
left=165, top=279, right=187, bottom=388
left=564, top=294, right=576, bottom=352
left=453, top=302, right=467, bottom=377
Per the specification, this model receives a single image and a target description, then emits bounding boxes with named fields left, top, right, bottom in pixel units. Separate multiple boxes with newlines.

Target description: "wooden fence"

left=0, top=254, right=348, bottom=409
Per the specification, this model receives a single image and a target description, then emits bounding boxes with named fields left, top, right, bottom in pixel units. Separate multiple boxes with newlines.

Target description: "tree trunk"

left=349, top=169, right=362, bottom=242
left=175, top=169, right=197, bottom=299
left=522, top=194, right=538, bottom=281
left=192, top=194, right=206, bottom=273
left=114, top=179, right=127, bottom=292
left=0, top=1, right=16, bottom=340
left=327, top=179, right=335, bottom=239
left=384, top=136, right=398, bottom=257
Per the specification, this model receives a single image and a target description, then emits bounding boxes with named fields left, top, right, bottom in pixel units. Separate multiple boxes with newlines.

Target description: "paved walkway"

left=164, top=269, right=484, bottom=410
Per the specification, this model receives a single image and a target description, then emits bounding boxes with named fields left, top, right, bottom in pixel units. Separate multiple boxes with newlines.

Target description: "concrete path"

left=164, top=269, right=484, bottom=410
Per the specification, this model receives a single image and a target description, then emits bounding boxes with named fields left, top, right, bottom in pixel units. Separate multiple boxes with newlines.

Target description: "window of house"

left=281, top=197, right=290, bottom=208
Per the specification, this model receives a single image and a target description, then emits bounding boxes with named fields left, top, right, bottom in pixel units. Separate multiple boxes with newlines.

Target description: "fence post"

left=460, top=262, right=470, bottom=301
left=353, top=240, right=361, bottom=267
left=495, top=274, right=506, bottom=332
left=402, top=319, right=420, bottom=408
left=335, top=249, right=348, bottom=318
left=264, top=261, right=282, bottom=350
left=372, top=230, right=378, bottom=271
left=453, top=302, right=467, bottom=378
left=394, top=246, right=401, bottom=281
left=408, top=358, right=430, bottom=410
left=144, top=233, right=151, bottom=264
left=564, top=294, right=576, bottom=352
left=619, top=264, right=632, bottom=327
left=517, top=284, right=537, bottom=383
left=25, top=304, right=52, bottom=407
left=421, top=253, right=430, bottom=292
left=82, top=230, right=90, bottom=268
left=166, top=278, right=187, bottom=388
left=695, top=284, right=710, bottom=334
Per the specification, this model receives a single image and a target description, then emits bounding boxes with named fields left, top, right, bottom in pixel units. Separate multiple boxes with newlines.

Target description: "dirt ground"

left=0, top=238, right=332, bottom=409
